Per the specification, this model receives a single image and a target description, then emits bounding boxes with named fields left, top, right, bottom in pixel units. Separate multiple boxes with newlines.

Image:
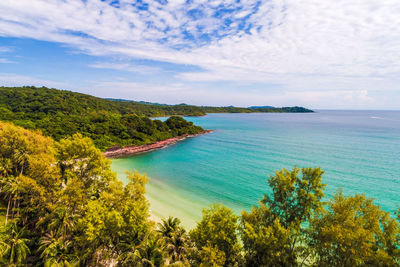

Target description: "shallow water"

left=112, top=110, right=400, bottom=228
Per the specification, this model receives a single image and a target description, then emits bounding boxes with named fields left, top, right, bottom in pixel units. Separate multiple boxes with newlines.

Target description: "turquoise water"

left=112, top=110, right=400, bottom=228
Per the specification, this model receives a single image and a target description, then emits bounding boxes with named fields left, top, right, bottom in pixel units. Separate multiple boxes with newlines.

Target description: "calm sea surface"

left=112, top=110, right=400, bottom=228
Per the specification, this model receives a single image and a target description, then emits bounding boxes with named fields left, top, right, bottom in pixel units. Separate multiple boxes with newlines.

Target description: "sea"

left=111, top=110, right=400, bottom=228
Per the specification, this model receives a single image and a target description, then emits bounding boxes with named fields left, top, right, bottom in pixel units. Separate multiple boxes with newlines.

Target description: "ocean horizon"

left=112, top=110, right=400, bottom=228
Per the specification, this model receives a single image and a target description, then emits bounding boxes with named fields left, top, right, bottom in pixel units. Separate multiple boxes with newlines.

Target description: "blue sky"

left=0, top=0, right=399, bottom=109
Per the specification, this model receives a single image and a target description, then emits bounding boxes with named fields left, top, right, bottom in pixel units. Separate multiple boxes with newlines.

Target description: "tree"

left=158, top=217, right=182, bottom=240
left=0, top=122, right=58, bottom=225
left=0, top=223, right=30, bottom=266
left=262, top=166, right=326, bottom=228
left=165, top=228, right=188, bottom=265
left=55, top=133, right=117, bottom=197
left=0, top=121, right=157, bottom=265
left=309, top=190, right=400, bottom=266
left=77, top=171, right=152, bottom=265
left=241, top=166, right=325, bottom=266
left=39, top=230, right=79, bottom=267
left=157, top=216, right=189, bottom=265
left=190, top=204, right=241, bottom=266
left=198, top=244, right=226, bottom=267
left=119, top=235, right=164, bottom=267
left=0, top=121, right=57, bottom=184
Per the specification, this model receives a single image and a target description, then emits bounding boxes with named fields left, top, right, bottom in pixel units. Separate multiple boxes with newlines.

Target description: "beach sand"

left=111, top=161, right=206, bottom=230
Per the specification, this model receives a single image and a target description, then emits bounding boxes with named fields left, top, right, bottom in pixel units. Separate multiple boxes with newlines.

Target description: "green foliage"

left=199, top=244, right=226, bottom=267
left=0, top=122, right=153, bottom=266
left=263, top=167, right=326, bottom=228
left=0, top=223, right=30, bottom=266
left=0, top=86, right=312, bottom=150
left=241, top=167, right=326, bottom=266
left=190, top=204, right=241, bottom=266
left=158, top=217, right=189, bottom=265
left=0, top=86, right=205, bottom=150
left=309, top=190, right=400, bottom=266
left=1, top=121, right=399, bottom=267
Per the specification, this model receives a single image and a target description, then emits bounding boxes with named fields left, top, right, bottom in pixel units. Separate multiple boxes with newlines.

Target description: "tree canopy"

left=0, top=86, right=312, bottom=150
left=0, top=86, right=206, bottom=150
left=0, top=121, right=398, bottom=266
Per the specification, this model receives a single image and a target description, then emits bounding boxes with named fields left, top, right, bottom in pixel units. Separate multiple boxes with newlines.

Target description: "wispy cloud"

left=88, top=62, right=160, bottom=75
left=0, top=46, right=13, bottom=53
left=0, top=73, right=66, bottom=88
left=0, top=0, right=399, bottom=108
left=0, top=58, right=15, bottom=64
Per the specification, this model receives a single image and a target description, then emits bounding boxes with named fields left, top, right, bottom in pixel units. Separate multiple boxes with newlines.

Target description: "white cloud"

left=0, top=73, right=66, bottom=88
left=0, top=0, right=399, bottom=108
left=84, top=80, right=392, bottom=109
left=88, top=62, right=160, bottom=74
left=0, top=46, right=12, bottom=53
left=0, top=58, right=15, bottom=64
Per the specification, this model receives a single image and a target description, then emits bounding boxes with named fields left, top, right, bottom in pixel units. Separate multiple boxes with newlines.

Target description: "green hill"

left=0, top=86, right=313, bottom=150
left=0, top=86, right=204, bottom=150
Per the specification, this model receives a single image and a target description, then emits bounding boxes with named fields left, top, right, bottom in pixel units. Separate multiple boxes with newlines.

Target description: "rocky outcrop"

left=103, top=130, right=213, bottom=158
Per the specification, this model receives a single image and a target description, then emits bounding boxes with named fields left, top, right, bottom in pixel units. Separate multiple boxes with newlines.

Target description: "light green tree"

left=77, top=171, right=151, bottom=265
left=0, top=122, right=58, bottom=225
left=199, top=244, right=226, bottom=267
left=39, top=230, right=79, bottom=267
left=158, top=217, right=188, bottom=265
left=55, top=133, right=117, bottom=197
left=241, top=166, right=326, bottom=266
left=0, top=223, right=30, bottom=266
left=309, top=190, right=400, bottom=266
left=190, top=204, right=241, bottom=266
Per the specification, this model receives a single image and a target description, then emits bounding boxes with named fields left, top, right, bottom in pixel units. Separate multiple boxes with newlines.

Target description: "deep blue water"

left=112, top=110, right=400, bottom=227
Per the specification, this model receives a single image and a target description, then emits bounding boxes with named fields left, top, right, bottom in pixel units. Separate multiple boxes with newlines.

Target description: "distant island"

left=104, top=96, right=314, bottom=115
left=248, top=105, right=275, bottom=109
left=0, top=86, right=313, bottom=151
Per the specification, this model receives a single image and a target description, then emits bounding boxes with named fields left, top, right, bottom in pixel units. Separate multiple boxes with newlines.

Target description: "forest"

left=0, top=121, right=399, bottom=266
left=0, top=86, right=311, bottom=150
left=0, top=86, right=206, bottom=150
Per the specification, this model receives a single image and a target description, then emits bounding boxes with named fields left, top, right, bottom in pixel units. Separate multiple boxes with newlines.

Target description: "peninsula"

left=104, top=130, right=213, bottom=158
left=0, top=86, right=313, bottom=152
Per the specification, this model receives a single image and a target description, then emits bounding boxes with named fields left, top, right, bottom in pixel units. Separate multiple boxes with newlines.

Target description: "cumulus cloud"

left=0, top=0, right=399, bottom=108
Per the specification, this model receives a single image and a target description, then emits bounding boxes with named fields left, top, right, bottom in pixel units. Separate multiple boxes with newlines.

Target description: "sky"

left=0, top=0, right=400, bottom=109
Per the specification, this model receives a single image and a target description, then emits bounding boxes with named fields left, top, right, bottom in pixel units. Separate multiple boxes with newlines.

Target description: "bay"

left=112, top=110, right=400, bottom=228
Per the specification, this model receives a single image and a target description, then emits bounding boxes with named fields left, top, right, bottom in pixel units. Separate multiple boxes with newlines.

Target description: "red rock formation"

left=103, top=130, right=212, bottom=158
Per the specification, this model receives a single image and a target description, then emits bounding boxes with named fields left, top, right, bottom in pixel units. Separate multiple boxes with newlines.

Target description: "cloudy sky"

left=0, top=0, right=399, bottom=109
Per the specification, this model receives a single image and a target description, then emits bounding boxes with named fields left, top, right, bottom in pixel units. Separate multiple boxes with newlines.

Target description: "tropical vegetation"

left=1, top=121, right=399, bottom=266
left=0, top=86, right=312, bottom=151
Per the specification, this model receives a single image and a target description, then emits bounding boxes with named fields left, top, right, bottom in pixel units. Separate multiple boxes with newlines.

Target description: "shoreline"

left=103, top=130, right=213, bottom=158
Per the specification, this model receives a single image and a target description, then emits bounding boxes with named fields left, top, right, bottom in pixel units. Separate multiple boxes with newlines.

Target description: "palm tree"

left=39, top=230, right=79, bottom=267
left=1, top=175, right=26, bottom=225
left=157, top=216, right=181, bottom=239
left=0, top=223, right=30, bottom=266
left=157, top=216, right=189, bottom=264
left=37, top=207, right=76, bottom=240
left=118, top=236, right=164, bottom=267
left=1, top=175, right=17, bottom=224
left=165, top=229, right=188, bottom=264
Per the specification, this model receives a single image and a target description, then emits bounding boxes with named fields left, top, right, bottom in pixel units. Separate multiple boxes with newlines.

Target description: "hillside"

left=0, top=86, right=313, bottom=149
left=0, top=86, right=204, bottom=150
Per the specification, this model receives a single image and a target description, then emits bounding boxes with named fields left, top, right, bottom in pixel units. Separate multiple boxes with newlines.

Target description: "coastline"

left=103, top=130, right=213, bottom=158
